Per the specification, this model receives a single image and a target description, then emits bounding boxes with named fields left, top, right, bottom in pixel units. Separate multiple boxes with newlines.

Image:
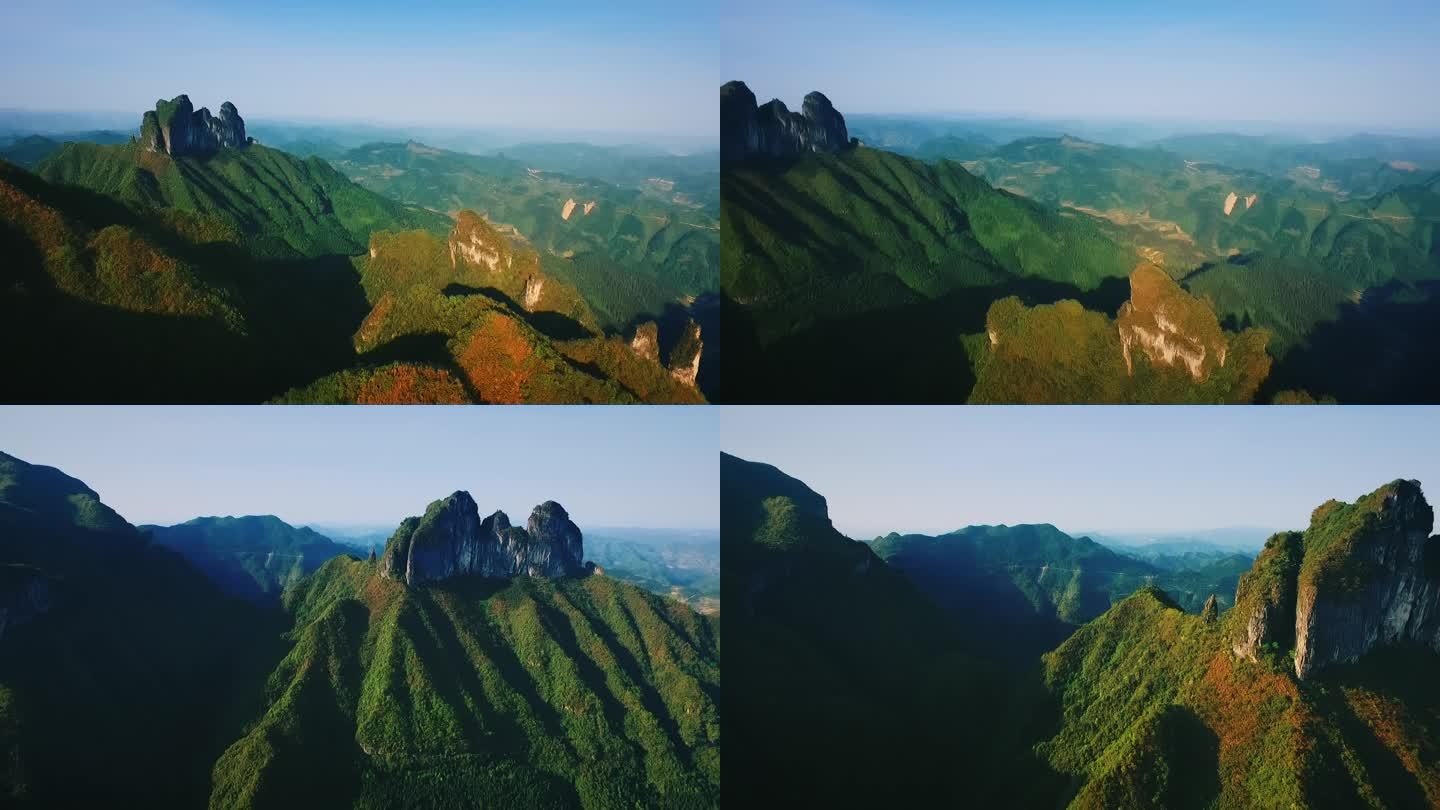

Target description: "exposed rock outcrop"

left=378, top=491, right=585, bottom=586
left=140, top=95, right=247, bottom=156
left=1231, top=531, right=1303, bottom=662
left=630, top=320, right=660, bottom=362
left=1117, top=265, right=1228, bottom=381
left=1201, top=593, right=1219, bottom=623
left=668, top=319, right=703, bottom=388
left=448, top=211, right=512, bottom=272
left=721, top=80, right=850, bottom=163
left=1229, top=481, right=1440, bottom=679
left=1294, top=481, right=1440, bottom=678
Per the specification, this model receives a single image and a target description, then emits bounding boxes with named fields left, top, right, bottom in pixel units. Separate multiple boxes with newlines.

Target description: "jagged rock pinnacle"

left=140, top=94, right=248, bottom=156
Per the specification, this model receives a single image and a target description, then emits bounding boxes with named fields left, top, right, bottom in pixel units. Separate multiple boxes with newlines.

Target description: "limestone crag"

left=668, top=319, right=703, bottom=388
left=1231, top=531, right=1302, bottom=661
left=630, top=321, right=660, bottom=362
left=1117, top=265, right=1228, bottom=380
left=1230, top=481, right=1440, bottom=679
left=721, top=80, right=850, bottom=163
left=140, top=95, right=248, bottom=156
left=448, top=211, right=512, bottom=272
left=379, top=491, right=586, bottom=586
left=1294, top=481, right=1440, bottom=678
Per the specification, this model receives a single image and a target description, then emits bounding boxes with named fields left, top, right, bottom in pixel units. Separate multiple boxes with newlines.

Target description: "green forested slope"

left=38, top=141, right=450, bottom=258
left=332, top=141, right=718, bottom=329
left=211, top=556, right=720, bottom=809
left=0, top=451, right=278, bottom=807
left=721, top=146, right=1137, bottom=401
left=722, top=452, right=1037, bottom=806
left=143, top=515, right=355, bottom=602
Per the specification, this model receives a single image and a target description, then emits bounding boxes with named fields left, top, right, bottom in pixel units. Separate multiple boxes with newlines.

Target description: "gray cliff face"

left=1231, top=532, right=1302, bottom=662
left=379, top=492, right=585, bottom=585
left=140, top=94, right=248, bottom=157
left=1229, top=481, right=1440, bottom=679
left=720, top=80, right=849, bottom=163
left=1294, top=481, right=1440, bottom=679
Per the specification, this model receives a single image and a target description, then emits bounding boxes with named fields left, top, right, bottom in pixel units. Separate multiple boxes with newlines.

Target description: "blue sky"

left=0, top=406, right=718, bottom=529
left=0, top=0, right=716, bottom=135
left=722, top=406, right=1440, bottom=539
left=722, top=0, right=1440, bottom=130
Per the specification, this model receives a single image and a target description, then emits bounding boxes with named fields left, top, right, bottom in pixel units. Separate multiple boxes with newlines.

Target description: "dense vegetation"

left=1, top=450, right=720, bottom=809
left=275, top=212, right=705, bottom=404
left=722, top=93, right=1440, bottom=402
left=38, top=141, right=450, bottom=258
left=0, top=451, right=282, bottom=807
left=1, top=147, right=706, bottom=402
left=722, top=453, right=1041, bottom=805
left=142, top=515, right=355, bottom=603
left=331, top=141, right=718, bottom=331
left=869, top=524, right=1247, bottom=659
left=212, top=556, right=719, bottom=809
left=721, top=145, right=1137, bottom=401
left=727, top=453, right=1440, bottom=808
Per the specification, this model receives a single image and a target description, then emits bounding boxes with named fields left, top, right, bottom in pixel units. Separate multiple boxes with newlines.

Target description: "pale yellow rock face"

left=1223, top=191, right=1239, bottom=216
left=562, top=198, right=577, bottom=221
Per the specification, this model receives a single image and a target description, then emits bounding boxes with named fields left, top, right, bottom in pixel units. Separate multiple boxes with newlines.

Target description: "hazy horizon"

left=723, top=0, right=1440, bottom=131
left=722, top=406, right=1440, bottom=540
left=2, top=0, right=716, bottom=136
left=0, top=406, right=719, bottom=529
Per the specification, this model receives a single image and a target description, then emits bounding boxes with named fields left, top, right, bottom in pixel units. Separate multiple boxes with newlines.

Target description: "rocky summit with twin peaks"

left=720, top=80, right=850, bottom=162
left=140, top=93, right=249, bottom=156
left=378, top=491, right=588, bottom=585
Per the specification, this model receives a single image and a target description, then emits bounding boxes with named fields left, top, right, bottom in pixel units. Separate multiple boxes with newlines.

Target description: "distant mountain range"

left=721, top=81, right=1440, bottom=403
left=1, top=93, right=719, bottom=403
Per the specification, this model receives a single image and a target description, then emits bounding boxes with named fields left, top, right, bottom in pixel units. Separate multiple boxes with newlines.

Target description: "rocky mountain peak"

left=447, top=210, right=514, bottom=273
left=1117, top=265, right=1229, bottom=381
left=1231, top=480, right=1440, bottom=678
left=378, top=490, right=585, bottom=586
left=721, top=80, right=851, bottom=163
left=140, top=94, right=248, bottom=157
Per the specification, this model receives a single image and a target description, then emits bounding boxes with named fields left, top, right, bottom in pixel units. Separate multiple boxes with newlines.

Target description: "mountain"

left=0, top=160, right=375, bottom=402
left=38, top=99, right=450, bottom=259
left=485, top=142, right=720, bottom=212
left=328, top=140, right=718, bottom=332
left=918, top=132, right=1440, bottom=403
left=721, top=83, right=1212, bottom=402
left=722, top=452, right=1030, bottom=805
left=1, top=95, right=709, bottom=402
left=972, top=264, right=1273, bottom=403
left=142, top=515, right=354, bottom=603
left=212, top=492, right=720, bottom=808
left=0, top=451, right=274, bottom=807
left=586, top=532, right=720, bottom=615
left=720, top=81, right=850, bottom=162
left=276, top=209, right=707, bottom=403
left=377, top=492, right=585, bottom=584
left=1, top=452, right=720, bottom=808
left=1036, top=480, right=1440, bottom=807
left=870, top=523, right=1244, bottom=657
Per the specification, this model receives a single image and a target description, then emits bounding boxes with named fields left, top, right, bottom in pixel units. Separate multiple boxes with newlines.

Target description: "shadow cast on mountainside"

left=444, top=282, right=597, bottom=343
left=1260, top=280, right=1440, bottom=403
left=720, top=275, right=1129, bottom=403
left=1, top=168, right=376, bottom=402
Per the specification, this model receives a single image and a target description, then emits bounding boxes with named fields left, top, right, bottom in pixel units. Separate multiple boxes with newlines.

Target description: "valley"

left=0, top=445, right=720, bottom=808
left=0, top=95, right=719, bottom=403
left=724, top=449, right=1440, bottom=808
left=721, top=81, right=1440, bottom=403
